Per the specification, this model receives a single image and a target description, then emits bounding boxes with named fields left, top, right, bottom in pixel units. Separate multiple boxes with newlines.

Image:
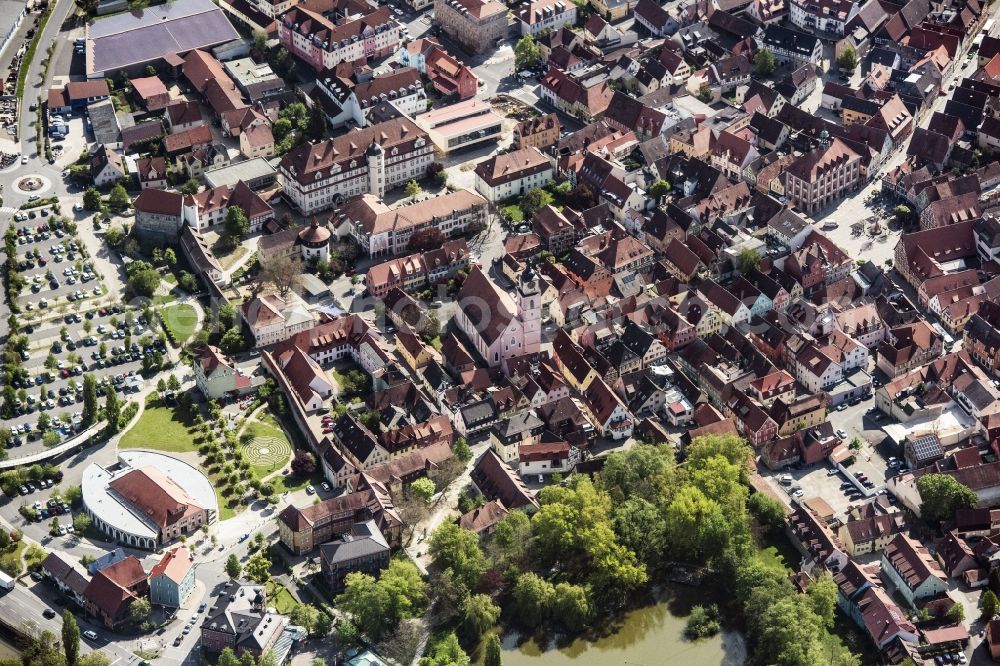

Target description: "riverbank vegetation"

left=380, top=434, right=857, bottom=665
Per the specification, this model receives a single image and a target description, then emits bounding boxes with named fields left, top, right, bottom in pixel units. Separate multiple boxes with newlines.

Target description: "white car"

left=83, top=630, right=98, bottom=641
left=20, top=156, right=27, bottom=164
left=836, top=429, right=848, bottom=439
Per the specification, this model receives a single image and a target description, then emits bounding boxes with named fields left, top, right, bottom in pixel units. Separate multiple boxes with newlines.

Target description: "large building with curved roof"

left=83, top=451, right=218, bottom=550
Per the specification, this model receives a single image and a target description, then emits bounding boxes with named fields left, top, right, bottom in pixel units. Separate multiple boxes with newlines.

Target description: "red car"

left=322, top=427, right=333, bottom=434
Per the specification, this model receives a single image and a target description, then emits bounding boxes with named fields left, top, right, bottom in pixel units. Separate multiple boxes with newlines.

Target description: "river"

left=496, top=598, right=747, bottom=666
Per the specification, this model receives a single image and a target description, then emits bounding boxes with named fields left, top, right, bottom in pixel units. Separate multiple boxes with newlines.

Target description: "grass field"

left=501, top=204, right=523, bottom=223
left=756, top=531, right=798, bottom=574
left=119, top=405, right=197, bottom=452
left=161, top=304, right=198, bottom=343
left=266, top=580, right=300, bottom=614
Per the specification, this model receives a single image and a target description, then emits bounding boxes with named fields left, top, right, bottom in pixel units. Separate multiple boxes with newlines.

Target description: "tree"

left=748, top=492, right=786, bottom=532
left=217, top=648, right=241, bottom=666
left=428, top=522, right=486, bottom=590
left=225, top=553, right=242, bottom=579
left=224, top=206, right=249, bottom=242
left=838, top=46, right=858, bottom=74
left=336, top=560, right=427, bottom=642
left=404, top=179, right=422, bottom=198
left=43, top=431, right=61, bottom=447
left=519, top=188, right=552, bottom=219
left=289, top=605, right=321, bottom=635
left=566, top=183, right=596, bottom=210
left=62, top=610, right=80, bottom=666
left=514, top=35, right=540, bottom=70
left=410, top=477, right=435, bottom=504
left=551, top=582, right=591, bottom=632
left=126, top=263, right=160, bottom=298
left=129, top=598, right=151, bottom=625
left=219, top=327, right=247, bottom=355
left=737, top=248, right=761, bottom=275
left=600, top=444, right=676, bottom=504
left=168, top=375, right=181, bottom=391
left=259, top=254, right=298, bottom=297
left=917, top=474, right=978, bottom=524
left=73, top=513, right=92, bottom=534
left=180, top=178, right=201, bottom=195
left=685, top=604, right=721, bottom=639
left=307, top=102, right=327, bottom=141
left=894, top=204, right=912, bottom=223
left=20, top=629, right=67, bottom=666
left=612, top=497, right=666, bottom=568
left=83, top=188, right=102, bottom=211
left=291, top=450, right=316, bottom=476
left=453, top=437, right=472, bottom=463
left=947, top=601, right=965, bottom=625
left=163, top=248, right=177, bottom=267
left=244, top=552, right=271, bottom=583
left=754, top=48, right=776, bottom=76
left=807, top=573, right=838, bottom=629
left=647, top=179, right=671, bottom=201
left=483, top=634, right=503, bottom=666
left=407, top=227, right=446, bottom=253
left=512, top=573, right=554, bottom=628
left=107, top=184, right=130, bottom=212
left=104, top=386, right=121, bottom=434
left=420, top=632, right=470, bottom=666
left=981, top=590, right=999, bottom=620
left=77, top=654, right=111, bottom=666
left=491, top=510, right=531, bottom=565
left=462, top=594, right=500, bottom=641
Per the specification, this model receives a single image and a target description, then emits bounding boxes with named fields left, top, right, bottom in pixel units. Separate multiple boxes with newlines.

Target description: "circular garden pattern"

left=241, top=435, right=290, bottom=469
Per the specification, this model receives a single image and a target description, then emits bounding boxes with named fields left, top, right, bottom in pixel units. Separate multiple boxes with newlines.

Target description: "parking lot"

left=763, top=391, right=896, bottom=519
left=12, top=209, right=107, bottom=313
left=5, top=301, right=164, bottom=450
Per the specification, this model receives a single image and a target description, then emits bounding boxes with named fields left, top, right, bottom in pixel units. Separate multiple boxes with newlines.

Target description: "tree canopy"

left=335, top=559, right=427, bottom=642
left=514, top=35, right=541, bottom=70
left=753, top=48, right=776, bottom=76
left=838, top=46, right=858, bottom=73
left=917, top=474, right=978, bottom=524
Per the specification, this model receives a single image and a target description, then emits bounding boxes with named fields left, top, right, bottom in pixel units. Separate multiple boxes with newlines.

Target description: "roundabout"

left=13, top=173, right=51, bottom=195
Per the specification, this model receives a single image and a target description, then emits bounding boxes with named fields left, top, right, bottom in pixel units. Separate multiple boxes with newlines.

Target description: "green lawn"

left=756, top=531, right=798, bottom=574
left=119, top=405, right=197, bottom=452
left=501, top=204, right=524, bottom=223
left=266, top=580, right=300, bottom=614
left=163, top=273, right=177, bottom=285
left=272, top=468, right=324, bottom=494
left=207, top=468, right=238, bottom=521
left=161, top=304, right=198, bottom=343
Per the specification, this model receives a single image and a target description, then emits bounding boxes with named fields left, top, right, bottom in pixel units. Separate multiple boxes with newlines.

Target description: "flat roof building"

left=204, top=157, right=278, bottom=190
left=413, top=98, right=504, bottom=154
left=85, top=0, right=240, bottom=78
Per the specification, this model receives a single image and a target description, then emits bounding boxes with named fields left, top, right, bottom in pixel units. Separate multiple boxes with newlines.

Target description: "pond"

left=495, top=595, right=747, bottom=666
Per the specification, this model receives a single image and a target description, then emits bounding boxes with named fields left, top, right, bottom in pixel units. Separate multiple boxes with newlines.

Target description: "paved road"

left=1, top=582, right=135, bottom=666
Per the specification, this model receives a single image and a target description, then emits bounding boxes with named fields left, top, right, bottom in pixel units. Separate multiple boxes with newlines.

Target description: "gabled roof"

left=471, top=449, right=538, bottom=509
